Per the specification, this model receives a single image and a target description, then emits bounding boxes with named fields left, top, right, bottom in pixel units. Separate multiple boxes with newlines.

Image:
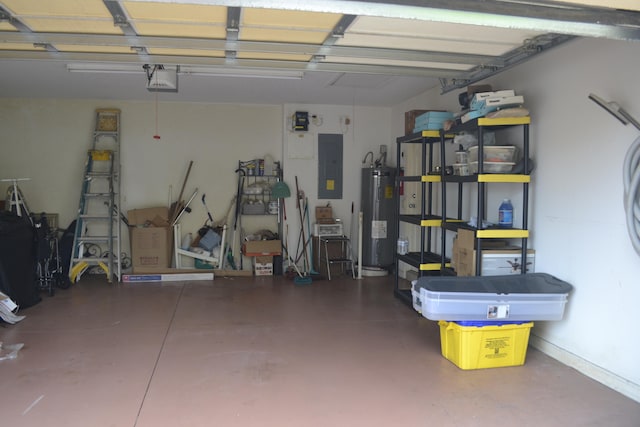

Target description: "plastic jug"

left=397, top=236, right=409, bottom=255
left=498, top=199, right=513, bottom=228
left=181, top=232, right=193, bottom=250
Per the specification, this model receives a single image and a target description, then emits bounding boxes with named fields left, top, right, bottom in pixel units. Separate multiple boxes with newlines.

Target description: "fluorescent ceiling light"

left=179, top=66, right=304, bottom=79
left=67, top=63, right=142, bottom=73
left=67, top=63, right=304, bottom=79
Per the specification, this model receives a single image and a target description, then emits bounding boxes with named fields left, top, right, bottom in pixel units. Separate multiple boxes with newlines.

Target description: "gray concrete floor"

left=1, top=274, right=639, bottom=426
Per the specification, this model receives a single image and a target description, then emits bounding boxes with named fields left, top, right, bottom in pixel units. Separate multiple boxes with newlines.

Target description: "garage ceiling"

left=0, top=0, right=638, bottom=106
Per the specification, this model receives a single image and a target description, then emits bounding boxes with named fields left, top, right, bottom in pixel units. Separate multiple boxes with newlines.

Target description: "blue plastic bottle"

left=499, top=199, right=513, bottom=228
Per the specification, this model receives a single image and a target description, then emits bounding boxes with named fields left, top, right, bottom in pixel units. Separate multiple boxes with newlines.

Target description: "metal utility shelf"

left=393, top=112, right=533, bottom=303
left=442, top=116, right=532, bottom=275
left=398, top=252, right=451, bottom=271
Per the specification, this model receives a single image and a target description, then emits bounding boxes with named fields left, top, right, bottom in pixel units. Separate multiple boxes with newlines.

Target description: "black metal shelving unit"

left=394, top=130, right=453, bottom=305
left=440, top=116, right=532, bottom=276
left=393, top=116, right=532, bottom=306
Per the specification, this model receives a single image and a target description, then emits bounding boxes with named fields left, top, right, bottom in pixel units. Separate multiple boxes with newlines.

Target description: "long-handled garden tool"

left=281, top=201, right=306, bottom=282
left=226, top=167, right=245, bottom=270
left=201, top=193, right=214, bottom=226
left=293, top=176, right=312, bottom=285
left=217, top=193, right=237, bottom=270
left=305, top=196, right=320, bottom=275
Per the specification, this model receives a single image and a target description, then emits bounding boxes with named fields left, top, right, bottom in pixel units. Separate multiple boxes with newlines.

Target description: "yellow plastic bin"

left=438, top=320, right=534, bottom=370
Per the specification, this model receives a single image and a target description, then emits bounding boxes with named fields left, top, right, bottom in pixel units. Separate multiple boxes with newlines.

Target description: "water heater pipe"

left=358, top=211, right=363, bottom=279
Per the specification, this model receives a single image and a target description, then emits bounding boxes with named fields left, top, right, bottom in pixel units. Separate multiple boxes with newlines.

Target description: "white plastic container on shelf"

left=397, top=236, right=409, bottom=255
left=453, top=163, right=470, bottom=176
left=469, top=161, right=515, bottom=174
left=468, top=145, right=517, bottom=163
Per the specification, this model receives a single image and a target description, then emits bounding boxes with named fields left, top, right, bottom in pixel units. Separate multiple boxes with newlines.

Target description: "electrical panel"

left=293, top=111, right=309, bottom=131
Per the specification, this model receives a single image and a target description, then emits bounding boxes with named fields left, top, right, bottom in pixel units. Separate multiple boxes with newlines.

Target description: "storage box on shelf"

left=469, top=161, right=515, bottom=174
left=452, top=228, right=534, bottom=276
left=467, top=145, right=517, bottom=163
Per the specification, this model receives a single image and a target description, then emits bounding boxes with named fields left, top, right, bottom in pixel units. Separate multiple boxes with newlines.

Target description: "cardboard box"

left=452, top=229, right=534, bottom=276
left=404, top=110, right=428, bottom=135
left=243, top=240, right=282, bottom=256
left=315, top=206, right=333, bottom=221
left=128, top=207, right=170, bottom=227
left=130, top=227, right=172, bottom=272
left=254, top=255, right=273, bottom=276
left=128, top=207, right=172, bottom=272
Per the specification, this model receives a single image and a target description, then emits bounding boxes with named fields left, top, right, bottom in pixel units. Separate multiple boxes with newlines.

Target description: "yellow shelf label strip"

left=422, top=175, right=441, bottom=182
left=420, top=130, right=441, bottom=138
left=420, top=262, right=451, bottom=271
left=419, top=130, right=455, bottom=138
left=478, top=174, right=531, bottom=183
left=476, top=229, right=529, bottom=239
left=477, top=116, right=531, bottom=126
left=420, top=219, right=442, bottom=227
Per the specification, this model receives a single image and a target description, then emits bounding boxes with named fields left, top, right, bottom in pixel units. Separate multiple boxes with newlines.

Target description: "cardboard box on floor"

left=242, top=240, right=281, bottom=276
left=452, top=228, right=535, bottom=276
left=128, top=207, right=172, bottom=273
left=254, top=255, right=274, bottom=276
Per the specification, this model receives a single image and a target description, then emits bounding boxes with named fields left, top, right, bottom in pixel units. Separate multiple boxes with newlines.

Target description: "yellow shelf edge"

left=477, top=116, right=531, bottom=126
left=420, top=263, right=451, bottom=271
left=416, top=130, right=455, bottom=138
left=422, top=175, right=441, bottom=182
left=420, top=130, right=441, bottom=138
left=476, top=229, right=529, bottom=238
left=420, top=219, right=442, bottom=227
left=478, top=174, right=531, bottom=183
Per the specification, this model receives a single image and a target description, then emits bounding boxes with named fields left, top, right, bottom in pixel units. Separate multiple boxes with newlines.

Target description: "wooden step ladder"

left=69, top=109, right=122, bottom=283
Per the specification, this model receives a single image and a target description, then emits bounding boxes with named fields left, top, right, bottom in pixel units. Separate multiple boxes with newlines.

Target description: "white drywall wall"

left=282, top=104, right=392, bottom=255
left=0, top=99, right=392, bottom=272
left=0, top=99, right=283, bottom=269
left=393, top=37, right=640, bottom=401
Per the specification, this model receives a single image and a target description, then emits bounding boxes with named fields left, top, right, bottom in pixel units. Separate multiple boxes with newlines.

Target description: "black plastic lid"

left=416, top=273, right=573, bottom=294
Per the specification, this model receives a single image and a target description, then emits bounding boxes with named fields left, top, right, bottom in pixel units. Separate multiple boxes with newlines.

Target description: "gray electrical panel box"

left=318, top=133, right=343, bottom=199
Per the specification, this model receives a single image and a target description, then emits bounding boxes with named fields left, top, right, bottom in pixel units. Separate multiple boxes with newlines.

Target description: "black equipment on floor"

left=0, top=211, right=41, bottom=309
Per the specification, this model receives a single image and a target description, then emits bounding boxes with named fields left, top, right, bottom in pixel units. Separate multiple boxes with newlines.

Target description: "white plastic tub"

left=468, top=145, right=517, bottom=163
left=469, top=161, right=515, bottom=174
left=415, top=273, right=572, bottom=321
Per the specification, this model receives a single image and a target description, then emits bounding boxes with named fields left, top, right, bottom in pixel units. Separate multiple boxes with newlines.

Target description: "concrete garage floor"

left=1, top=275, right=639, bottom=427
